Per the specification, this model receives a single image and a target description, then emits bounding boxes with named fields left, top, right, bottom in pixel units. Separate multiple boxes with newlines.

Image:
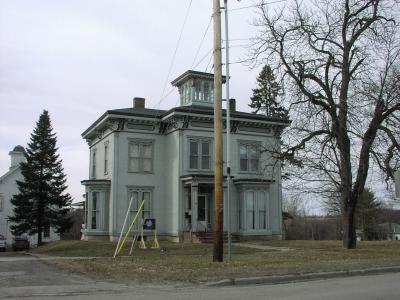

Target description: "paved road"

left=1, top=251, right=399, bottom=299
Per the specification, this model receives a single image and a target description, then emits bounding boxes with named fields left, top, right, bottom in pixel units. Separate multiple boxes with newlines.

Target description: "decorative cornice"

left=81, top=179, right=111, bottom=187
left=233, top=178, right=275, bottom=185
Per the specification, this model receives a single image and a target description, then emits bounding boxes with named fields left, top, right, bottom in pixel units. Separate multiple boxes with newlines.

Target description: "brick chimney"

left=229, top=98, right=236, bottom=112
left=133, top=97, right=145, bottom=108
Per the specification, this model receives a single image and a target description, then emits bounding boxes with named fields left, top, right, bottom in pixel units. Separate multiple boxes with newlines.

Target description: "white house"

left=81, top=70, right=289, bottom=242
left=0, top=146, right=59, bottom=247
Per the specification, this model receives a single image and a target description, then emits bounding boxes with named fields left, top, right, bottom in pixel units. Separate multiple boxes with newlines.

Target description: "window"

left=203, top=82, right=211, bottom=102
left=85, top=192, right=88, bottom=227
left=128, top=140, right=153, bottom=173
left=91, top=150, right=97, bottom=179
left=43, top=224, right=50, bottom=238
left=239, top=142, right=260, bottom=172
left=104, top=143, right=109, bottom=174
left=91, top=192, right=100, bottom=229
left=0, top=194, right=3, bottom=212
left=258, top=191, right=266, bottom=229
left=246, top=191, right=255, bottom=230
left=240, top=190, right=268, bottom=231
left=189, top=138, right=211, bottom=170
left=127, top=189, right=152, bottom=231
left=194, top=81, right=201, bottom=101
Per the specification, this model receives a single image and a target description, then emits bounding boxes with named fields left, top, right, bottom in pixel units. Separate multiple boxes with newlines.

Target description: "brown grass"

left=33, top=240, right=400, bottom=285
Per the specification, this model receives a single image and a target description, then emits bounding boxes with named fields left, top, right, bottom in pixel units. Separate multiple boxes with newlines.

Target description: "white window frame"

left=128, top=139, right=154, bottom=173
left=91, top=191, right=100, bottom=230
left=239, top=189, right=269, bottom=232
left=91, top=149, right=97, bottom=179
left=188, top=137, right=212, bottom=170
left=239, top=141, right=261, bottom=173
left=43, top=224, right=50, bottom=238
left=126, top=187, right=153, bottom=232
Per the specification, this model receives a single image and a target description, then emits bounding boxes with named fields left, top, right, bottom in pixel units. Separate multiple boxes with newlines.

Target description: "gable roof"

left=0, top=166, right=21, bottom=184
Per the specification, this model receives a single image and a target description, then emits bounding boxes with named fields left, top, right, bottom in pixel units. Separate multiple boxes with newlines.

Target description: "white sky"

left=1, top=0, right=397, bottom=212
left=0, top=0, right=267, bottom=203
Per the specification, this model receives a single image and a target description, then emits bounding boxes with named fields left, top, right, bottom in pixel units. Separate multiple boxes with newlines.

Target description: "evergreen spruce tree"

left=9, top=110, right=72, bottom=245
left=355, top=188, right=381, bottom=240
left=249, top=65, right=288, bottom=119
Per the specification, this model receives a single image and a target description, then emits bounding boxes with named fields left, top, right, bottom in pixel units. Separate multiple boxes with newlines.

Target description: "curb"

left=206, top=266, right=400, bottom=287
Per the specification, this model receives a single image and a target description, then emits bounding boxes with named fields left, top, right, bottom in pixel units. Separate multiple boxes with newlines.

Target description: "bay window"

left=91, top=192, right=100, bottom=230
left=240, top=189, right=269, bottom=231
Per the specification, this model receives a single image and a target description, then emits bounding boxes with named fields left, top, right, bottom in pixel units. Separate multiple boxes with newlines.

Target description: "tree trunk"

left=343, top=203, right=357, bottom=249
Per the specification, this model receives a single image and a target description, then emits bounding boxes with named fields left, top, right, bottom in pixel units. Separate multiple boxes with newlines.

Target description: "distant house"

left=378, top=223, right=400, bottom=240
left=0, top=146, right=59, bottom=246
left=81, top=70, right=289, bottom=242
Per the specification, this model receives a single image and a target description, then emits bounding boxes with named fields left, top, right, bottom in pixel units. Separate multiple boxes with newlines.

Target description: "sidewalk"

left=207, top=265, right=400, bottom=287
left=236, top=243, right=292, bottom=252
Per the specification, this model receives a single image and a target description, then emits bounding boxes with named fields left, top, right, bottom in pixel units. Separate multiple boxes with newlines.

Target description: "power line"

left=155, top=0, right=193, bottom=109
left=205, top=54, right=213, bottom=73
left=192, top=48, right=213, bottom=70
left=223, top=38, right=251, bottom=41
left=160, top=88, right=177, bottom=108
left=191, top=16, right=212, bottom=69
left=228, top=0, right=287, bottom=12
left=229, top=58, right=253, bottom=65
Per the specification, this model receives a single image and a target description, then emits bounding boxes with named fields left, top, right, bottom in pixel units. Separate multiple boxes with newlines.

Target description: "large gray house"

left=81, top=70, right=289, bottom=242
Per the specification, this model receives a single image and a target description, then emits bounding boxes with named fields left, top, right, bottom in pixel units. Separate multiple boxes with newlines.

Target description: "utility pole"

left=223, top=0, right=232, bottom=261
left=212, top=0, right=224, bottom=262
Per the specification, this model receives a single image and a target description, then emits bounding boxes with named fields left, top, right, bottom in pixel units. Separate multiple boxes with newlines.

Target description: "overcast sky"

left=0, top=0, right=269, bottom=204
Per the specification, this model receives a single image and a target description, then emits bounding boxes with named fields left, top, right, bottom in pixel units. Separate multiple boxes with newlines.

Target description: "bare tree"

left=251, top=0, right=400, bottom=248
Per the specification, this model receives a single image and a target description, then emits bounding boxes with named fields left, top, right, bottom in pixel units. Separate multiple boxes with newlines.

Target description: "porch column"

left=191, top=182, right=198, bottom=232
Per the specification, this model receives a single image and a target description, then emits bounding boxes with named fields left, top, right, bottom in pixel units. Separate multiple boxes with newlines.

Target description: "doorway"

left=197, top=194, right=212, bottom=231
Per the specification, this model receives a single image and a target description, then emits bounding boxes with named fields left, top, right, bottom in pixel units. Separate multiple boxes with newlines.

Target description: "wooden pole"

left=223, top=0, right=232, bottom=261
left=212, top=0, right=224, bottom=262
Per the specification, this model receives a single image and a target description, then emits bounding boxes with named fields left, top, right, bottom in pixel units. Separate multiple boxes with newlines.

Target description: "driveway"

left=0, top=251, right=130, bottom=298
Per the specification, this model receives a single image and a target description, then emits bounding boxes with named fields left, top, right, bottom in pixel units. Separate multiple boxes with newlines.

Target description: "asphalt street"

left=0, top=251, right=399, bottom=299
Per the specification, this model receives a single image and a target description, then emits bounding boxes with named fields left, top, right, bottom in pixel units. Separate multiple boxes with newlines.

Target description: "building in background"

left=81, top=70, right=289, bottom=242
left=0, top=146, right=59, bottom=247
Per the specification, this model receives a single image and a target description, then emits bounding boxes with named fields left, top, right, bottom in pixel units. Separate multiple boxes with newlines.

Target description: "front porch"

left=183, top=180, right=215, bottom=233
left=181, top=174, right=235, bottom=243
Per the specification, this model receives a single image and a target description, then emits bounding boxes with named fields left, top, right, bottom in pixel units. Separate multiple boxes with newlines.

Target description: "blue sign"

left=143, top=218, right=156, bottom=230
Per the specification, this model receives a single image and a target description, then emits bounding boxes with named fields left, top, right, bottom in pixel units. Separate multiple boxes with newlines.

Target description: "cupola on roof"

left=171, top=70, right=226, bottom=107
left=12, top=145, right=25, bottom=152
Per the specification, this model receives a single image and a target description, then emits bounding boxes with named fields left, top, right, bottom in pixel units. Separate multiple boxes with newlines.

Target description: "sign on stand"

left=143, top=218, right=159, bottom=249
left=143, top=218, right=156, bottom=230
left=114, top=199, right=160, bottom=258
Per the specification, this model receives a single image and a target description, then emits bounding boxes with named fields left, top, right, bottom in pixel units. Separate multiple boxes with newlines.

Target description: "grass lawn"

left=32, top=240, right=400, bottom=285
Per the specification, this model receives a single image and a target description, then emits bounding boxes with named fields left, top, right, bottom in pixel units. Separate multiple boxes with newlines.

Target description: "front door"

left=197, top=194, right=212, bottom=231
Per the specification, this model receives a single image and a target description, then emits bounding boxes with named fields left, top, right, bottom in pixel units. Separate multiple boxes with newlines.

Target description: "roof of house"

left=82, top=104, right=290, bottom=138
left=12, top=145, right=25, bottom=152
left=108, top=107, right=166, bottom=117
left=379, top=222, right=400, bottom=233
left=170, top=70, right=226, bottom=86
left=0, top=165, right=21, bottom=184
left=107, top=105, right=290, bottom=123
